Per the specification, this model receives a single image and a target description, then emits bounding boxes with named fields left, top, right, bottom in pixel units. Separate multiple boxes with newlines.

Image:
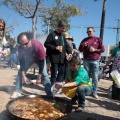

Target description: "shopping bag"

left=110, top=70, right=120, bottom=86
left=51, top=82, right=63, bottom=95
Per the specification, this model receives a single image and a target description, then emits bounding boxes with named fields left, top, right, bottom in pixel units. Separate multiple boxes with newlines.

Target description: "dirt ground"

left=0, top=61, right=120, bottom=120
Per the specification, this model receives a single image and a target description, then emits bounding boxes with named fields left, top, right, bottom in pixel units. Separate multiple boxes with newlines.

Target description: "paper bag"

left=110, top=70, right=120, bottom=86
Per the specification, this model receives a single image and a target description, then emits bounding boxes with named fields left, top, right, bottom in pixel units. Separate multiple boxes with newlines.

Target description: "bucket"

left=112, top=84, right=120, bottom=100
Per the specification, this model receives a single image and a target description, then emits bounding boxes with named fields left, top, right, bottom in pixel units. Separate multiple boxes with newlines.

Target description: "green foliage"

left=1, top=0, right=83, bottom=35
left=41, top=0, right=82, bottom=32
left=109, top=45, right=116, bottom=54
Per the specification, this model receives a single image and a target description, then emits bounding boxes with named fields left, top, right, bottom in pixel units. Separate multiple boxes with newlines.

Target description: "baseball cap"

left=68, top=36, right=74, bottom=41
left=64, top=32, right=69, bottom=38
left=10, top=37, right=14, bottom=40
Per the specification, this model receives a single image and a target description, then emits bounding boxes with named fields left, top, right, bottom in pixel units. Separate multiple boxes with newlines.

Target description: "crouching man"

left=11, top=32, right=52, bottom=99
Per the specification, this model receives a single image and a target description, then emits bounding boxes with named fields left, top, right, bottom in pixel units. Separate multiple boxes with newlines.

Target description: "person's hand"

left=36, top=74, right=42, bottom=84
left=72, top=49, right=76, bottom=53
left=66, top=54, right=72, bottom=60
left=89, top=46, right=96, bottom=52
left=37, top=74, right=42, bottom=79
left=56, top=46, right=63, bottom=52
left=82, top=42, right=88, bottom=47
left=23, top=76, right=30, bottom=84
left=56, top=46, right=59, bottom=50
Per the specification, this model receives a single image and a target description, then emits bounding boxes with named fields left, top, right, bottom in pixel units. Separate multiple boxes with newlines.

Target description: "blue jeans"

left=8, top=53, right=18, bottom=64
left=51, top=63, right=65, bottom=86
left=15, top=58, right=52, bottom=96
left=103, top=69, right=110, bottom=74
left=83, top=59, right=99, bottom=94
left=77, top=86, right=92, bottom=109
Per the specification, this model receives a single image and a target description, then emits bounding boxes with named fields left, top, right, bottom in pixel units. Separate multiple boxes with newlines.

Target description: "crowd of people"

left=0, top=37, right=18, bottom=68
left=2, top=18, right=120, bottom=112
left=0, top=19, right=18, bottom=68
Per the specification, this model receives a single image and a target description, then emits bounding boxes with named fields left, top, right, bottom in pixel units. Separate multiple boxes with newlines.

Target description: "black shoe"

left=71, top=95, right=78, bottom=105
left=71, top=100, right=78, bottom=105
left=75, top=107, right=83, bottom=112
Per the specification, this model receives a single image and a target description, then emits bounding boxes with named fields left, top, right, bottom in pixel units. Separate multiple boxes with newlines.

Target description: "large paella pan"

left=6, top=95, right=72, bottom=120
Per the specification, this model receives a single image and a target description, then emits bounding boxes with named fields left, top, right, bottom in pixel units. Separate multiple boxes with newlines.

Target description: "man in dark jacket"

left=44, top=20, right=72, bottom=86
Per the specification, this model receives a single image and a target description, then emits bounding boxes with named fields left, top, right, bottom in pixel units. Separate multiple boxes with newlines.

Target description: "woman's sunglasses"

left=87, top=31, right=92, bottom=33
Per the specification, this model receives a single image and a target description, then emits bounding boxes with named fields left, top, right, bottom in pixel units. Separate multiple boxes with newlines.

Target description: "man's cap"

left=58, top=20, right=66, bottom=27
left=10, top=37, right=14, bottom=40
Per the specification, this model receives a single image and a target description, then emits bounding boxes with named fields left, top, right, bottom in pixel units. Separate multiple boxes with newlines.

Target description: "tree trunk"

left=32, top=18, right=37, bottom=40
left=99, top=0, right=106, bottom=41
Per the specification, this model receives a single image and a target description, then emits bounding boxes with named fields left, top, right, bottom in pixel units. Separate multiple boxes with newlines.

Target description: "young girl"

left=61, top=52, right=93, bottom=112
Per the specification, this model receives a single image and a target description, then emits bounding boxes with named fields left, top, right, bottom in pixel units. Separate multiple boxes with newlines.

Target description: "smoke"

left=36, top=34, right=48, bottom=51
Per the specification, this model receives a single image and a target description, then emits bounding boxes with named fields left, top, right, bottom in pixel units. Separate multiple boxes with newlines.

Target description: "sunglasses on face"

left=20, top=41, right=29, bottom=46
left=69, top=64, right=77, bottom=67
left=60, top=26, right=66, bottom=29
left=87, top=31, right=92, bottom=33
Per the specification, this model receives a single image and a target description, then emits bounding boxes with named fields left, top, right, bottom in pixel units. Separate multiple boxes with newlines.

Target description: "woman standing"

left=0, top=19, right=7, bottom=52
left=106, top=42, right=120, bottom=73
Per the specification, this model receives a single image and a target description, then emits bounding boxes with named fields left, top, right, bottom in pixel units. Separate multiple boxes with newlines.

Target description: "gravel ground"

left=0, top=61, right=120, bottom=120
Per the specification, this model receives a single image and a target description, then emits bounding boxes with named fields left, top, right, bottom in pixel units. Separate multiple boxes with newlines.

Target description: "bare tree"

left=2, top=0, right=45, bottom=39
left=1, top=0, right=83, bottom=39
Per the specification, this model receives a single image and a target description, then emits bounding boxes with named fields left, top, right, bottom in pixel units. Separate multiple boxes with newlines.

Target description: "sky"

left=0, top=0, right=120, bottom=49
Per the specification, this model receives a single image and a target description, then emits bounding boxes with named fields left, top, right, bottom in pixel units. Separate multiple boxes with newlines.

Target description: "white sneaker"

left=10, top=92, right=22, bottom=99
left=92, top=93, right=99, bottom=99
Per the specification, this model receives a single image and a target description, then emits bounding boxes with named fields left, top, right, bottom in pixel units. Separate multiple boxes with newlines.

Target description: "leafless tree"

left=2, top=0, right=45, bottom=39
left=2, top=0, right=83, bottom=39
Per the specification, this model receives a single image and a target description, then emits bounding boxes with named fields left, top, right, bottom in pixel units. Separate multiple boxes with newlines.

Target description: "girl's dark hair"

left=69, top=52, right=81, bottom=65
left=0, top=19, right=6, bottom=37
left=17, top=32, right=31, bottom=44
